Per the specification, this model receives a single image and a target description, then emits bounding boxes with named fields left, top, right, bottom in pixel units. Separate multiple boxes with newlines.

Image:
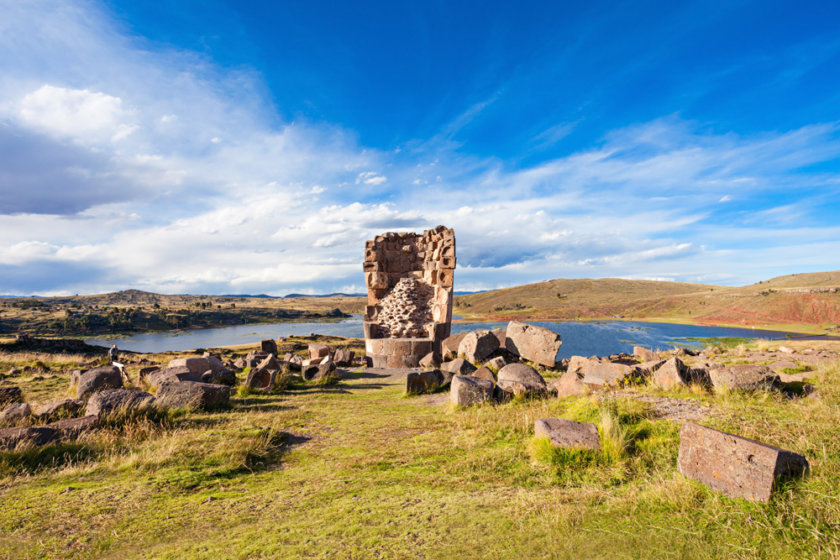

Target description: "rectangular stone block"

left=678, top=422, right=809, bottom=502
left=440, top=256, right=456, bottom=269
left=438, top=270, right=454, bottom=287
left=363, top=261, right=380, bottom=272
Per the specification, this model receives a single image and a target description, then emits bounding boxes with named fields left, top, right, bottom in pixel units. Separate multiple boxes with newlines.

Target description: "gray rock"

left=76, top=366, right=123, bottom=400
left=472, top=366, right=497, bottom=385
left=553, top=370, right=586, bottom=398
left=167, top=357, right=211, bottom=375
left=156, top=381, right=230, bottom=410
left=440, top=358, right=477, bottom=376
left=457, top=330, right=499, bottom=363
left=709, top=365, right=780, bottom=391
left=406, top=370, right=444, bottom=395
left=504, top=321, right=562, bottom=368
left=201, top=368, right=237, bottom=386
left=85, top=389, right=155, bottom=418
left=0, top=402, right=31, bottom=423
left=261, top=339, right=278, bottom=355
left=484, top=356, right=506, bottom=373
left=534, top=418, right=600, bottom=451
left=334, top=348, right=355, bottom=366
left=450, top=375, right=494, bottom=407
left=497, top=363, right=547, bottom=395
left=441, top=333, right=468, bottom=360
left=146, top=366, right=202, bottom=389
left=419, top=352, right=441, bottom=369
left=491, top=328, right=506, bottom=351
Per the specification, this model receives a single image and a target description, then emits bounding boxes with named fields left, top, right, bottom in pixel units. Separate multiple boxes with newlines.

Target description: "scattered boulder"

left=308, top=343, right=331, bottom=361
left=146, top=366, right=202, bottom=389
left=534, top=418, right=600, bottom=451
left=0, top=427, right=58, bottom=449
left=450, top=375, right=494, bottom=407
left=709, top=365, right=780, bottom=391
left=261, top=339, right=278, bottom=355
left=334, top=348, right=355, bottom=367
left=472, top=366, right=497, bottom=385
left=634, top=359, right=666, bottom=376
left=778, top=346, right=795, bottom=354
left=201, top=368, right=237, bottom=386
left=406, top=370, right=444, bottom=395
left=255, top=354, right=281, bottom=374
left=287, top=354, right=304, bottom=372
left=553, top=370, right=587, bottom=398
left=167, top=357, right=211, bottom=375
left=0, top=403, right=31, bottom=423
left=244, top=368, right=275, bottom=390
left=457, top=330, right=499, bottom=363
left=419, top=352, right=441, bottom=369
left=76, top=366, right=123, bottom=400
left=156, top=381, right=230, bottom=410
left=484, top=356, right=507, bottom=372
left=302, top=357, right=337, bottom=382
left=33, top=399, right=83, bottom=422
left=233, top=358, right=247, bottom=370
left=633, top=346, right=658, bottom=362
left=440, top=358, right=477, bottom=377
left=496, top=363, right=547, bottom=396
left=652, top=357, right=709, bottom=388
left=0, top=386, right=23, bottom=406
left=569, top=357, right=638, bottom=388
left=85, top=389, right=155, bottom=418
left=138, top=366, right=160, bottom=381
left=504, top=321, right=562, bottom=367
left=441, top=333, right=468, bottom=360
left=677, top=422, right=809, bottom=502
left=491, top=328, right=506, bottom=351
left=48, top=415, right=99, bottom=440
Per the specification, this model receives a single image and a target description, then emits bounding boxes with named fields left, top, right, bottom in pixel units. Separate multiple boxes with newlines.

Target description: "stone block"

left=450, top=375, right=494, bottom=407
left=457, top=330, right=499, bottom=363
left=497, top=363, right=547, bottom=396
left=534, top=418, right=600, bottom=451
left=260, top=339, right=278, bottom=355
left=167, top=357, right=211, bottom=375
left=309, top=343, right=331, bottom=360
left=156, top=381, right=230, bottom=410
left=76, top=366, right=123, bottom=400
left=709, top=365, right=780, bottom=391
left=406, top=370, right=444, bottom=395
left=677, top=422, right=809, bottom=502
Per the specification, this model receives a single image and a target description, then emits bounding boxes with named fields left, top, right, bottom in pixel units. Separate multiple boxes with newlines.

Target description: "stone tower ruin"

left=363, top=225, right=456, bottom=368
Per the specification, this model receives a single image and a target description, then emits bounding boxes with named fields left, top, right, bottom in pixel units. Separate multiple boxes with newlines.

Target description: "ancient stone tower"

left=363, top=225, right=455, bottom=368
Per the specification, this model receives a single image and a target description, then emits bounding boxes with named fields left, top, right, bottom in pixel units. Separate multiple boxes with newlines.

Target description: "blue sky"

left=1, top=0, right=839, bottom=295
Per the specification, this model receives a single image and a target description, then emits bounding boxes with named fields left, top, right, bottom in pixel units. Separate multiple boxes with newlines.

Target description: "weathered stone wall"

left=363, top=226, right=455, bottom=368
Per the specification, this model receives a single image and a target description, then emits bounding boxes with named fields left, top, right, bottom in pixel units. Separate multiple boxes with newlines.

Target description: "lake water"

left=85, top=316, right=805, bottom=357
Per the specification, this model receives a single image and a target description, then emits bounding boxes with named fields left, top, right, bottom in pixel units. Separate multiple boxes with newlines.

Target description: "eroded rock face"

left=406, top=370, right=444, bottom=395
left=497, top=363, right=547, bottom=395
left=709, top=365, right=780, bottom=391
left=76, top=366, right=123, bottom=400
left=677, top=422, right=809, bottom=502
left=534, top=418, right=600, bottom=451
left=85, top=389, right=154, bottom=418
left=450, top=375, right=494, bottom=407
left=457, top=330, right=499, bottom=364
left=504, top=321, right=562, bottom=368
left=156, top=382, right=230, bottom=410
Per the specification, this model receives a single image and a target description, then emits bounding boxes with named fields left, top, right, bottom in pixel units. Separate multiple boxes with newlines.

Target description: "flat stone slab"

left=677, top=422, right=809, bottom=502
left=534, top=418, right=600, bottom=451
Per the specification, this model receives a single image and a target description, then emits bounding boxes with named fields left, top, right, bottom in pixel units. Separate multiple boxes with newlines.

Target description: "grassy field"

left=0, top=339, right=839, bottom=558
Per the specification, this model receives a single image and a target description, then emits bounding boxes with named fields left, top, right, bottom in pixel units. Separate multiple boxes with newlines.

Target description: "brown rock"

left=334, top=348, right=355, bottom=366
left=472, top=366, right=497, bottom=384
left=441, top=333, right=467, bottom=360
left=0, top=426, right=58, bottom=449
left=418, top=352, right=441, bottom=369
left=167, top=357, right=211, bottom=375
left=261, top=339, right=278, bottom=355
left=577, top=359, right=637, bottom=388
left=677, top=422, right=809, bottom=502
left=308, top=343, right=331, bottom=360
left=0, top=402, right=31, bottom=423
left=440, top=358, right=477, bottom=376
left=652, top=357, right=694, bottom=388
left=497, top=363, right=547, bottom=395
left=406, top=370, right=444, bottom=395
left=33, top=398, right=84, bottom=422
left=491, top=328, right=506, bottom=350
left=504, top=321, right=562, bottom=367
left=48, top=415, right=99, bottom=439
left=485, top=356, right=506, bottom=372
left=450, top=375, right=494, bottom=407
left=85, top=389, right=155, bottom=418
left=553, top=370, right=586, bottom=398
left=245, top=368, right=274, bottom=389
left=146, top=366, right=202, bottom=389
left=534, top=418, right=600, bottom=451
left=633, top=346, right=658, bottom=361
left=156, top=381, right=230, bottom=410
left=0, top=386, right=23, bottom=406
left=76, top=366, right=123, bottom=400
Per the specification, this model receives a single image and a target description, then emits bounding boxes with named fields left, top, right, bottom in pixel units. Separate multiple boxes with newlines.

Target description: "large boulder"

left=535, top=418, right=600, bottom=451
left=167, top=357, right=211, bottom=375
left=504, top=321, right=562, bottom=367
left=496, top=363, right=547, bottom=396
left=441, top=333, right=468, bottom=360
left=633, top=346, right=658, bottom=362
left=553, top=370, right=587, bottom=398
left=0, top=386, right=23, bottom=406
left=653, top=357, right=691, bottom=388
left=457, top=330, right=499, bottom=363
left=308, top=343, right=331, bottom=361
left=146, top=366, right=202, bottom=389
left=47, top=415, right=99, bottom=440
left=201, top=368, right=237, bottom=386
left=156, top=381, right=230, bottom=410
left=406, top=370, right=445, bottom=395
left=0, top=426, right=58, bottom=449
left=491, top=329, right=507, bottom=351
left=334, top=349, right=355, bottom=367
left=709, top=365, right=780, bottom=391
left=568, top=356, right=638, bottom=389
left=85, top=389, right=155, bottom=418
left=76, top=366, right=123, bottom=400
left=450, top=375, right=494, bottom=407
left=33, top=398, right=84, bottom=422
left=0, top=403, right=31, bottom=424
left=261, top=339, right=278, bottom=355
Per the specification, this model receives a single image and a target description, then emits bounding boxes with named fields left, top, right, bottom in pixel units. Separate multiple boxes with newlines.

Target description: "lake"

left=85, top=317, right=806, bottom=357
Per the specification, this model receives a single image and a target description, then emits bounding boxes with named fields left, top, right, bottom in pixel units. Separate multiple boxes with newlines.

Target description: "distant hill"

left=283, top=293, right=366, bottom=298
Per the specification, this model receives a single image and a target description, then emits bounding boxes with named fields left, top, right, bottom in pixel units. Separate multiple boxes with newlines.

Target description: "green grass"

left=0, top=351, right=839, bottom=558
